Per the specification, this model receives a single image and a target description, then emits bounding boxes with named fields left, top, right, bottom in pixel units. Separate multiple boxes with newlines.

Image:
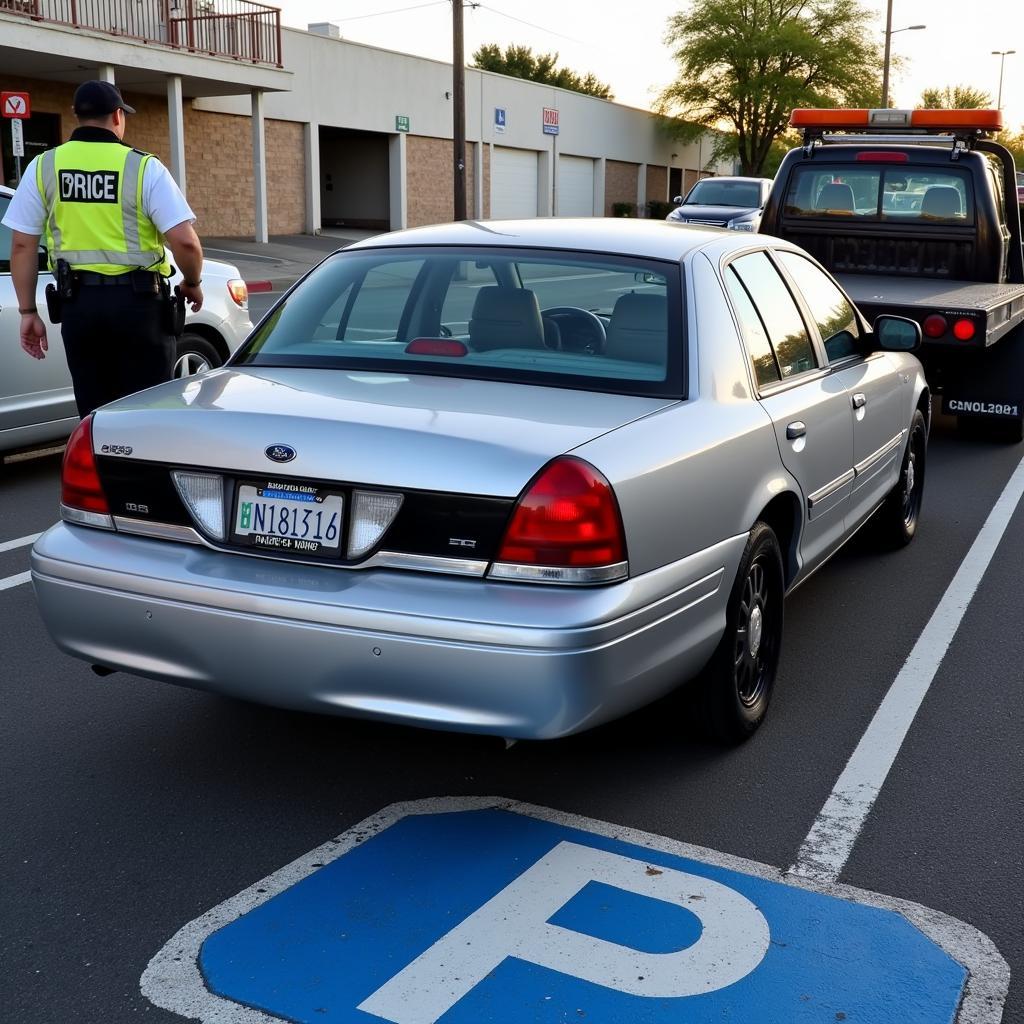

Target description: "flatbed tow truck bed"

left=838, top=275, right=1024, bottom=348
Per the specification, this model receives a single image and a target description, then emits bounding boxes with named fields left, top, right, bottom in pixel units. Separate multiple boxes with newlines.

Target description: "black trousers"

left=61, top=283, right=175, bottom=418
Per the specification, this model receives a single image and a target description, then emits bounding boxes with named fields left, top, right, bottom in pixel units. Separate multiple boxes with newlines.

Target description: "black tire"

left=700, top=521, right=785, bottom=744
left=174, top=332, right=221, bottom=379
left=874, top=408, right=927, bottom=548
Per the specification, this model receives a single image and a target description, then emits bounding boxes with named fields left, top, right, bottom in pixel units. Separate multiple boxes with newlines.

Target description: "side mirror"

left=872, top=314, right=921, bottom=352
left=672, top=195, right=683, bottom=205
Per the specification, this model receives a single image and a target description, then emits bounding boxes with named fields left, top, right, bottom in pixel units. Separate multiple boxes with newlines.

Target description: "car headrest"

left=468, top=287, right=546, bottom=352
left=815, top=182, right=856, bottom=213
left=921, top=185, right=963, bottom=219
left=604, top=293, right=667, bottom=364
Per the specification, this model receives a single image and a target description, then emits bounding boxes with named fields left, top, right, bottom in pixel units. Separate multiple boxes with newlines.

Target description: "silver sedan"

left=31, top=219, right=928, bottom=742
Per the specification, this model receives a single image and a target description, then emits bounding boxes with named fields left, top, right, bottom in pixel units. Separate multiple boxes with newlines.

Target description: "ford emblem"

left=265, top=444, right=296, bottom=464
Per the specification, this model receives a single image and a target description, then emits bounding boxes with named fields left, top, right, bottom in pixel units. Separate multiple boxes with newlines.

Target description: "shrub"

left=647, top=200, right=675, bottom=220
left=612, top=202, right=636, bottom=217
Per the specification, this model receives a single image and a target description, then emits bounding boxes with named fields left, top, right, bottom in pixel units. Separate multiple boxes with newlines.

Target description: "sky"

left=272, top=0, right=1024, bottom=130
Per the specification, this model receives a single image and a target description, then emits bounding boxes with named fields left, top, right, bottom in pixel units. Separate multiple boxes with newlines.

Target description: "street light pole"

left=880, top=2, right=926, bottom=109
left=992, top=50, right=1016, bottom=110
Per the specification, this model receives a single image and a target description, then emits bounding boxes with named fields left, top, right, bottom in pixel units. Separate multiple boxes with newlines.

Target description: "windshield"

left=236, top=247, right=684, bottom=398
left=685, top=180, right=761, bottom=207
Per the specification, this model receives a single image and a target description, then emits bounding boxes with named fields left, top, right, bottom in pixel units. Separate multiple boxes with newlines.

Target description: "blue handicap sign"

left=144, top=800, right=1002, bottom=1024
left=494, top=107, right=506, bottom=131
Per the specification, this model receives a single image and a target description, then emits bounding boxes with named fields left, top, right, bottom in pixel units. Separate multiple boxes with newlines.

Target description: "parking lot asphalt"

left=2, top=407, right=1023, bottom=1022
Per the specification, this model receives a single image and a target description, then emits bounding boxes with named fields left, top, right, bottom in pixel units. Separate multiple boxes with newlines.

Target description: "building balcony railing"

left=0, top=0, right=283, bottom=68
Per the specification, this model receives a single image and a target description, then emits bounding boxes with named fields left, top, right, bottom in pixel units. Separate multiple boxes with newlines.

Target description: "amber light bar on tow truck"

left=790, top=108, right=1004, bottom=135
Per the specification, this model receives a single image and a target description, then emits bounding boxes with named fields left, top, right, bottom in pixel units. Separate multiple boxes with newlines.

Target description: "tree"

left=472, top=44, right=612, bottom=99
left=920, top=85, right=992, bottom=109
left=657, top=0, right=884, bottom=176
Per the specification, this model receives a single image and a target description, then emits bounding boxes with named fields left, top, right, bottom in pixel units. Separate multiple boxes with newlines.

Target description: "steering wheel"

left=540, top=306, right=607, bottom=354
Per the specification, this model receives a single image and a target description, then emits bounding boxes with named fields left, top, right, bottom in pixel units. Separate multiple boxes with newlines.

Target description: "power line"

left=472, top=3, right=593, bottom=47
left=337, top=1, right=449, bottom=23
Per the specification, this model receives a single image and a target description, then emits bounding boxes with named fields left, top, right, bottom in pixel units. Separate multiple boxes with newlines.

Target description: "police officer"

left=2, top=80, right=205, bottom=417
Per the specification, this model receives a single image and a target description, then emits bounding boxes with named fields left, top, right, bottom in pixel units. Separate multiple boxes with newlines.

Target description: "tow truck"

left=760, top=108, right=1024, bottom=441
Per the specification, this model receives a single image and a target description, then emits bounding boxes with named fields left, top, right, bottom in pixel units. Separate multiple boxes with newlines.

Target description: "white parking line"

left=0, top=532, right=41, bottom=554
left=791, top=452, right=1024, bottom=883
left=205, top=247, right=283, bottom=263
left=0, top=571, right=32, bottom=592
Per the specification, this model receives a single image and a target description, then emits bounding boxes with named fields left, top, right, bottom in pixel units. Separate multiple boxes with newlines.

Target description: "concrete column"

left=304, top=121, right=320, bottom=234
left=251, top=88, right=268, bottom=243
left=636, top=162, right=647, bottom=218
left=474, top=139, right=484, bottom=219
left=388, top=133, right=408, bottom=230
left=487, top=142, right=494, bottom=219
left=97, top=65, right=116, bottom=84
left=537, top=149, right=553, bottom=217
left=593, top=157, right=607, bottom=218
left=166, top=75, right=186, bottom=195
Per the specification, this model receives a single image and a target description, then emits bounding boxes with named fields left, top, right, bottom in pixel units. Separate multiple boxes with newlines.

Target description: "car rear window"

left=236, top=247, right=684, bottom=398
left=784, top=165, right=974, bottom=223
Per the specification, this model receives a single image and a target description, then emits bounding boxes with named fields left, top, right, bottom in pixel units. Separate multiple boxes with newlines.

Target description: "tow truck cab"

left=760, top=108, right=1024, bottom=441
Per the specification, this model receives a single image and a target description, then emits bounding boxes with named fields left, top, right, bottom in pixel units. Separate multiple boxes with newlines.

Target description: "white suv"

left=0, top=184, right=252, bottom=457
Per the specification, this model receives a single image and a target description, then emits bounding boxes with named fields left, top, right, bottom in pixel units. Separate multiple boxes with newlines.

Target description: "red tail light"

left=62, top=415, right=109, bottom=515
left=922, top=314, right=948, bottom=338
left=952, top=318, right=976, bottom=341
left=855, top=151, right=908, bottom=162
left=491, top=458, right=627, bottom=584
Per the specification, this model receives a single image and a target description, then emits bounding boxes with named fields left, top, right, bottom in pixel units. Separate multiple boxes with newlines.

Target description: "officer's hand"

left=20, top=313, right=48, bottom=360
left=179, top=283, right=204, bottom=313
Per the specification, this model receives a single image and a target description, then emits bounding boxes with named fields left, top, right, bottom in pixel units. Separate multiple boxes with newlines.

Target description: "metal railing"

left=0, top=0, right=283, bottom=67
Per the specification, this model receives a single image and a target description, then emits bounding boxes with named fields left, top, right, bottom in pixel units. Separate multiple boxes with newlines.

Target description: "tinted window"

left=237, top=248, right=682, bottom=398
left=685, top=179, right=761, bottom=208
left=776, top=251, right=860, bottom=362
left=785, top=165, right=973, bottom=222
left=724, top=266, right=780, bottom=388
left=730, top=252, right=816, bottom=378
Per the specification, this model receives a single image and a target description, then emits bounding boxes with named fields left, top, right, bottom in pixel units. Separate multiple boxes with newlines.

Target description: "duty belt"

left=73, top=269, right=161, bottom=291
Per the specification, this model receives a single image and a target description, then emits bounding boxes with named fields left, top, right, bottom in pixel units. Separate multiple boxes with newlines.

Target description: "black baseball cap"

left=73, top=80, right=136, bottom=117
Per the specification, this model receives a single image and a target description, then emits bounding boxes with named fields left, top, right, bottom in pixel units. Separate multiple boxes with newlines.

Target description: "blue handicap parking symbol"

left=143, top=799, right=1005, bottom=1024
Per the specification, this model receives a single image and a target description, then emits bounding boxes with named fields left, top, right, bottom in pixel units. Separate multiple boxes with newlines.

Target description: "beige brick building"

left=1, top=5, right=728, bottom=240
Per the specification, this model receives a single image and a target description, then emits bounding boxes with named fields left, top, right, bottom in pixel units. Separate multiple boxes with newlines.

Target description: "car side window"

left=775, top=251, right=861, bottom=363
left=730, top=251, right=817, bottom=379
left=723, top=265, right=781, bottom=388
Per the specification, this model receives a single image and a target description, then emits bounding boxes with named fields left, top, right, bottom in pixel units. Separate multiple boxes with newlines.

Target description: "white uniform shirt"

left=2, top=151, right=195, bottom=237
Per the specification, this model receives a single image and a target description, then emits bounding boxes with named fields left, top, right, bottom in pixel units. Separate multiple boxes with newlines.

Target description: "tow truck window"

left=784, top=166, right=973, bottom=223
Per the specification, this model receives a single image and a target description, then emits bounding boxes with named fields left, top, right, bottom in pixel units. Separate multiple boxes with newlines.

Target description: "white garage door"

left=557, top=155, right=595, bottom=217
left=491, top=147, right=539, bottom=219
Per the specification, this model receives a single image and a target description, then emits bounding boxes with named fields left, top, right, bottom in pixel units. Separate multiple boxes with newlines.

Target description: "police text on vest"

left=59, top=170, right=119, bottom=203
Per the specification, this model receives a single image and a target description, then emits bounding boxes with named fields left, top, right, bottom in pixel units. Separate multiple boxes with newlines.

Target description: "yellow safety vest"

left=37, top=141, right=171, bottom=277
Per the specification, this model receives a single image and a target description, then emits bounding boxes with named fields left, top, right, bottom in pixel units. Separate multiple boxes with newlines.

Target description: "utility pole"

left=880, top=0, right=925, bottom=109
left=452, top=0, right=467, bottom=221
left=881, top=0, right=893, bottom=110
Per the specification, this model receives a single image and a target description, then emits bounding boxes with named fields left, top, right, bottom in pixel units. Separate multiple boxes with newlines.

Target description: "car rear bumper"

left=31, top=523, right=746, bottom=738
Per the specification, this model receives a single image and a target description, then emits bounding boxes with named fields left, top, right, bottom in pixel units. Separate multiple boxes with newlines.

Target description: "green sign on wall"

left=395, top=115, right=410, bottom=133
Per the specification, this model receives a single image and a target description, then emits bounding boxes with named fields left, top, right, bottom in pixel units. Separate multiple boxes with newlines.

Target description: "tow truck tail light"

left=922, top=315, right=948, bottom=338
left=953, top=318, right=976, bottom=341
left=61, top=416, right=113, bottom=528
left=790, top=108, right=1003, bottom=133
left=490, top=457, right=627, bottom=585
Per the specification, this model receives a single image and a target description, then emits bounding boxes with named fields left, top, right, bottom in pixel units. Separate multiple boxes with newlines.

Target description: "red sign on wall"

left=2, top=92, right=31, bottom=118
left=542, top=106, right=560, bottom=135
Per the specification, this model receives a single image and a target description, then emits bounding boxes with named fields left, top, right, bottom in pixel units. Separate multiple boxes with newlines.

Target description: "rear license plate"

left=233, top=482, right=344, bottom=555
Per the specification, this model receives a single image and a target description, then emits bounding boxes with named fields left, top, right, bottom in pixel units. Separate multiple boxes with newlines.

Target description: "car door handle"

left=852, top=393, right=867, bottom=409
left=786, top=421, right=806, bottom=440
